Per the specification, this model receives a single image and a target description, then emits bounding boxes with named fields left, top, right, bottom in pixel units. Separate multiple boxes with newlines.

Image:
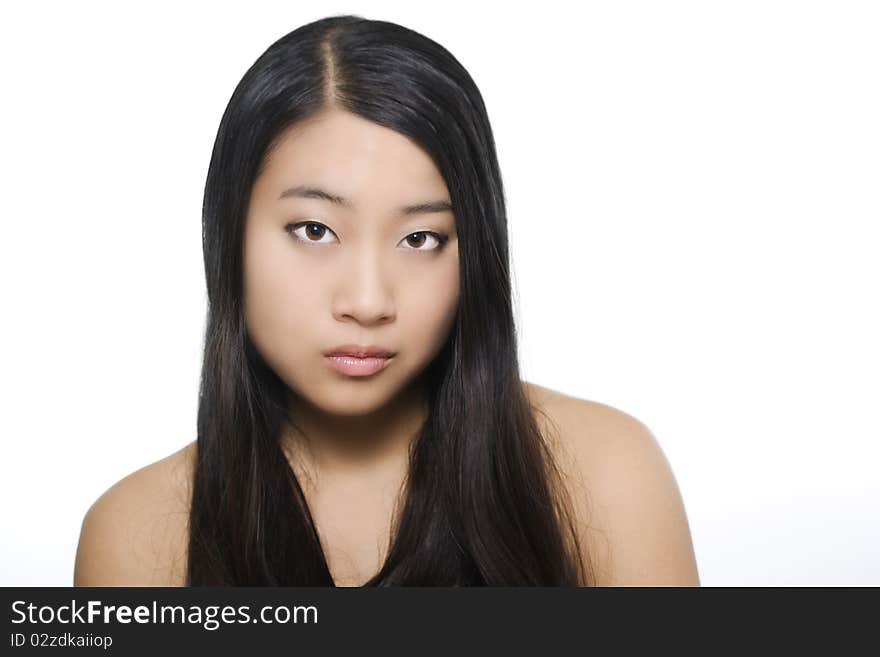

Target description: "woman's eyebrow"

left=278, top=185, right=453, bottom=216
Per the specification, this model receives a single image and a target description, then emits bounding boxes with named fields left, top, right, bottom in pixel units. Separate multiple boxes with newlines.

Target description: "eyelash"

left=284, top=221, right=450, bottom=252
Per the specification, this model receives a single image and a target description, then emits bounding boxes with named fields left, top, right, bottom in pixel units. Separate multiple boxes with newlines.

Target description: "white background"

left=1, top=1, right=877, bottom=586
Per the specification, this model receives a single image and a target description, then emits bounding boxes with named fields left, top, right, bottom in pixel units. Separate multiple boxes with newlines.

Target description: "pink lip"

left=325, top=354, right=393, bottom=377
left=324, top=344, right=395, bottom=358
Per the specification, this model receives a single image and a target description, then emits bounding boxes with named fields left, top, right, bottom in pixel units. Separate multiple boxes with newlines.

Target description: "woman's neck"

left=281, top=381, right=427, bottom=491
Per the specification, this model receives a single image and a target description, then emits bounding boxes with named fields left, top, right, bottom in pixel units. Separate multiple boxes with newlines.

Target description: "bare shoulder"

left=73, top=441, right=196, bottom=586
left=523, top=381, right=700, bottom=586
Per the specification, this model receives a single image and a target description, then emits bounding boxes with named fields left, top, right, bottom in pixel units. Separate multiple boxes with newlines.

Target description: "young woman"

left=74, top=15, right=699, bottom=586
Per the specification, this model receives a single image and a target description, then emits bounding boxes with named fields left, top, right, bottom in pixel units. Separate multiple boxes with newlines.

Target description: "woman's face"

left=243, top=108, right=460, bottom=417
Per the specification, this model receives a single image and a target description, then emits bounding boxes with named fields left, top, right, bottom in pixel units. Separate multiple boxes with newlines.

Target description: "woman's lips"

left=324, top=354, right=393, bottom=377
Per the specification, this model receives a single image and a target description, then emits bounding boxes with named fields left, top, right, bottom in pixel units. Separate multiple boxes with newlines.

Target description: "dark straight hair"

left=188, top=14, right=594, bottom=585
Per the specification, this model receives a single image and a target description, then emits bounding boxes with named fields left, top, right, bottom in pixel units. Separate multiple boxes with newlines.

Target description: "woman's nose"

left=331, top=247, right=396, bottom=326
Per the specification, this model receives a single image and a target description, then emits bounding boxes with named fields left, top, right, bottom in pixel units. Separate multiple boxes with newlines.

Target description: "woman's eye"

left=400, top=231, right=448, bottom=252
left=286, top=221, right=338, bottom=244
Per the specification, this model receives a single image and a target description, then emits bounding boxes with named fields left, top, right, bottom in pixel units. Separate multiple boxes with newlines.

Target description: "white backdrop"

left=1, top=0, right=877, bottom=586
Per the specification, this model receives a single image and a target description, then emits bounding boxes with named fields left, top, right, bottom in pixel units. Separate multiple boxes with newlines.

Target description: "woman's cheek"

left=407, top=261, right=460, bottom=357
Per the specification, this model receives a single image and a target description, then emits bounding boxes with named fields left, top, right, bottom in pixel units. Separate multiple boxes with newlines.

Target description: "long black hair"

left=188, top=14, right=593, bottom=585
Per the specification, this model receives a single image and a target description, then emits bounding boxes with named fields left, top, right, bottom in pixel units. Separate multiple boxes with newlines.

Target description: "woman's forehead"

left=255, top=109, right=451, bottom=213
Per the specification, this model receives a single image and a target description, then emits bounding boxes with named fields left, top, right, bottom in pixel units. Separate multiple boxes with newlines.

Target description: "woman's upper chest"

left=302, top=471, right=406, bottom=586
